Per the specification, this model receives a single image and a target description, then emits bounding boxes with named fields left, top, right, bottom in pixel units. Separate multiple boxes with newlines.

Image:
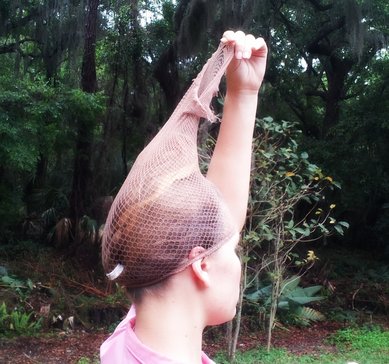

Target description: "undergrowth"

left=214, top=325, right=389, bottom=364
left=0, top=302, right=42, bottom=337
left=0, top=240, right=129, bottom=333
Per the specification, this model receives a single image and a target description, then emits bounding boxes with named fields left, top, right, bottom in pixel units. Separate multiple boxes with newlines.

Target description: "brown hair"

left=102, top=43, right=237, bottom=289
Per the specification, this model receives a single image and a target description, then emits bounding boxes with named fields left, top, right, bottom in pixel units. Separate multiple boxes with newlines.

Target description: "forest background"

left=0, top=0, right=389, bottom=361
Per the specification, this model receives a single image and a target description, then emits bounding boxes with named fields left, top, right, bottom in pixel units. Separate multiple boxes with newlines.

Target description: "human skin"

left=133, top=30, right=268, bottom=364
left=207, top=30, right=268, bottom=231
left=200, top=233, right=242, bottom=326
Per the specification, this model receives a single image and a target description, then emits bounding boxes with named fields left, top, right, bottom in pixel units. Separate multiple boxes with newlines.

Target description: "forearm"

left=206, top=91, right=258, bottom=231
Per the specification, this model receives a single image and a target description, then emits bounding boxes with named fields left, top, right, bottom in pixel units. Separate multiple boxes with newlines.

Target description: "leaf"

left=295, top=227, right=311, bottom=236
left=287, top=296, right=325, bottom=305
left=338, top=221, right=350, bottom=228
left=334, top=225, right=344, bottom=235
left=287, top=219, right=294, bottom=229
left=262, top=116, right=274, bottom=123
left=278, top=301, right=289, bottom=309
left=245, top=285, right=272, bottom=302
left=281, top=276, right=301, bottom=292
left=332, top=180, right=341, bottom=189
left=1, top=276, right=25, bottom=289
left=296, top=307, right=325, bottom=323
left=303, top=285, right=323, bottom=296
left=26, top=279, right=34, bottom=291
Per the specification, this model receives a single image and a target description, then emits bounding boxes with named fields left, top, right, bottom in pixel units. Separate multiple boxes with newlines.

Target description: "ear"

left=189, top=246, right=210, bottom=288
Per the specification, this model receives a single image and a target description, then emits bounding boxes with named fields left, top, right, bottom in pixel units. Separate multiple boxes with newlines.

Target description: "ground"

left=0, top=321, right=344, bottom=364
left=1, top=245, right=388, bottom=363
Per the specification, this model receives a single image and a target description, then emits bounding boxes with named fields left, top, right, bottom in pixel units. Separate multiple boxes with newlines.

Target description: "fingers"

left=220, top=30, right=236, bottom=43
left=221, top=30, right=266, bottom=59
left=252, top=37, right=268, bottom=56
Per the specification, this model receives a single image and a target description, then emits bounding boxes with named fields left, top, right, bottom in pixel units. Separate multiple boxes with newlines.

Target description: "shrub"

left=0, top=302, right=42, bottom=336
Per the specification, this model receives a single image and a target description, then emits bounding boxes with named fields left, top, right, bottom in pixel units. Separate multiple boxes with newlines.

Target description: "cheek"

left=232, top=255, right=242, bottom=283
left=206, top=254, right=242, bottom=325
left=224, top=254, right=242, bottom=300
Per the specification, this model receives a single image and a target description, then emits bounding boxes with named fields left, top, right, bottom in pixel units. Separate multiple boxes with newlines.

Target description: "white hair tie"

left=106, top=264, right=124, bottom=280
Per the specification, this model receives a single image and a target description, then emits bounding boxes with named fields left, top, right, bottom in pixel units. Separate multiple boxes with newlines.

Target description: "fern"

left=296, top=307, right=325, bottom=325
left=0, top=303, right=41, bottom=336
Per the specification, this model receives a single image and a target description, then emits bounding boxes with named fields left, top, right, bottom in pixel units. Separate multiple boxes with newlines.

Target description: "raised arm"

left=206, top=31, right=268, bottom=231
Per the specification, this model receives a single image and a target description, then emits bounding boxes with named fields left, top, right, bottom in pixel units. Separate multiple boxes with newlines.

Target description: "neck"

left=134, top=287, right=205, bottom=364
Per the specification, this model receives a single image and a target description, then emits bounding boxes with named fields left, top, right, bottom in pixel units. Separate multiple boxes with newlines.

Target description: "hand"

left=221, top=30, right=268, bottom=95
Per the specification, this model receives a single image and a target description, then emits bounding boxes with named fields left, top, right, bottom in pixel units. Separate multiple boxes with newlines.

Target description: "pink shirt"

left=100, top=306, right=216, bottom=364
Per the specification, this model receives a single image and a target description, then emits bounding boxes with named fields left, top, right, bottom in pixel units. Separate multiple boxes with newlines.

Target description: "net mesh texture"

left=102, top=43, right=238, bottom=288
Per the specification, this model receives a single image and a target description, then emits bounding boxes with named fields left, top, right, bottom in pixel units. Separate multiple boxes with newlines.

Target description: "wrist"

left=225, top=89, right=259, bottom=103
left=226, top=87, right=260, bottom=97
left=223, top=90, right=258, bottom=123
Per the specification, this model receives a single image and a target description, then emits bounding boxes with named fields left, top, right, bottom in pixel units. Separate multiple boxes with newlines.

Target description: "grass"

left=214, top=326, right=389, bottom=364
left=76, top=356, right=100, bottom=364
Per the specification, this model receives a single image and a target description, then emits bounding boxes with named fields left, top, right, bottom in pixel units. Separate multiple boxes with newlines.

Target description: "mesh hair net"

left=102, top=43, right=238, bottom=288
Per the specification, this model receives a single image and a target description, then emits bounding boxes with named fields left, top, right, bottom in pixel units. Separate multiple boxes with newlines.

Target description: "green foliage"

left=143, top=1, right=176, bottom=60
left=76, top=357, right=100, bottom=364
left=0, top=268, right=35, bottom=303
left=329, top=326, right=389, bottom=352
left=302, top=49, right=389, bottom=252
left=247, top=116, right=347, bottom=247
left=215, top=326, right=389, bottom=363
left=326, top=308, right=359, bottom=324
left=232, top=116, right=347, bottom=352
left=0, top=75, right=64, bottom=234
left=0, top=302, right=42, bottom=337
left=0, top=239, right=44, bottom=260
left=246, top=276, right=326, bottom=327
left=0, top=76, right=65, bottom=169
left=214, top=347, right=290, bottom=364
left=0, top=67, right=106, bottom=240
left=65, top=89, right=105, bottom=129
left=104, top=283, right=129, bottom=306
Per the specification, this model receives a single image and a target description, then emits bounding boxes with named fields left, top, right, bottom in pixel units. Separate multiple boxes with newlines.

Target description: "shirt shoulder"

left=101, top=305, right=216, bottom=364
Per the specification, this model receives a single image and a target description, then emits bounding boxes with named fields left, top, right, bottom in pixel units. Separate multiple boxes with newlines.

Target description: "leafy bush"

left=329, top=326, right=389, bottom=352
left=234, top=116, right=347, bottom=353
left=0, top=73, right=106, bottom=242
left=246, top=276, right=325, bottom=327
left=0, top=267, right=36, bottom=303
left=0, top=302, right=42, bottom=336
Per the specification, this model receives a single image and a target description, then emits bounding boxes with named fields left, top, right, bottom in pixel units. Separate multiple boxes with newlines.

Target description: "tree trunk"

left=69, top=0, right=99, bottom=237
left=153, top=43, right=181, bottom=113
left=321, top=55, right=353, bottom=137
left=267, top=222, right=283, bottom=352
left=80, top=0, right=98, bottom=94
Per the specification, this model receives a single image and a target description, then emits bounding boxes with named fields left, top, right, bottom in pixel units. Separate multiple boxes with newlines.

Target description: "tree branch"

left=306, top=17, right=345, bottom=55
left=306, top=89, right=327, bottom=100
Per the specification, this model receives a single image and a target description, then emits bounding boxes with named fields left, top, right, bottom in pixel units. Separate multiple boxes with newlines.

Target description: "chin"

left=208, top=306, right=237, bottom=326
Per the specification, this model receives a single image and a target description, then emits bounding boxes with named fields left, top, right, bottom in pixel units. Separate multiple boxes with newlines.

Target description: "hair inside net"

left=102, top=43, right=238, bottom=288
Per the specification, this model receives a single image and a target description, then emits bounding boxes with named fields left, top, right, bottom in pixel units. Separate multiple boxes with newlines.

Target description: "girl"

left=101, top=30, right=268, bottom=364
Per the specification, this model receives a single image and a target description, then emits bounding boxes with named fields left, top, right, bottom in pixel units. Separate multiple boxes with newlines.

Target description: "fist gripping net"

left=102, top=43, right=238, bottom=288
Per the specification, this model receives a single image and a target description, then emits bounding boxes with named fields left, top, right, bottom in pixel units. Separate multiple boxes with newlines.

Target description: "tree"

left=266, top=0, right=387, bottom=138
left=223, top=116, right=346, bottom=358
left=69, top=0, right=100, bottom=240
